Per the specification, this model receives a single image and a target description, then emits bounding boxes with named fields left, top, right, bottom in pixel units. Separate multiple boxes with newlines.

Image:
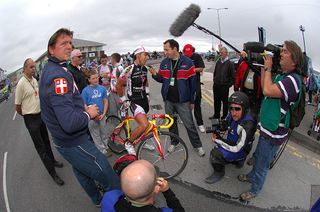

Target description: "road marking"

left=201, top=89, right=213, bottom=106
left=12, top=111, right=17, bottom=121
left=3, top=152, right=11, bottom=212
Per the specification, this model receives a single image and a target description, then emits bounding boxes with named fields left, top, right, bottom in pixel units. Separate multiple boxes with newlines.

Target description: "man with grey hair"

left=101, top=160, right=184, bottom=211
left=210, top=47, right=235, bottom=120
left=67, top=49, right=87, bottom=93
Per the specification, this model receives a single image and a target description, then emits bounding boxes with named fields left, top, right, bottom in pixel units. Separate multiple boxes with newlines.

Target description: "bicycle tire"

left=136, top=131, right=188, bottom=179
left=106, top=115, right=126, bottom=154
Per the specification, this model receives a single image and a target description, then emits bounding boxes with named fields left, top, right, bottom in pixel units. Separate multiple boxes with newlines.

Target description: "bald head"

left=121, top=160, right=157, bottom=202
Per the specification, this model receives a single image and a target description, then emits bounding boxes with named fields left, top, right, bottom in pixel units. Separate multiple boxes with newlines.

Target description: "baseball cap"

left=71, top=49, right=82, bottom=58
left=183, top=44, right=194, bottom=57
left=133, top=46, right=149, bottom=55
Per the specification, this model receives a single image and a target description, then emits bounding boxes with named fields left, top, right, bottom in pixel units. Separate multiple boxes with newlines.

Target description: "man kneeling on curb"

left=205, top=91, right=256, bottom=184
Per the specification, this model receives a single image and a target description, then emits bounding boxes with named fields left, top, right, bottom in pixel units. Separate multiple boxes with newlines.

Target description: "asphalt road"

left=0, top=60, right=319, bottom=212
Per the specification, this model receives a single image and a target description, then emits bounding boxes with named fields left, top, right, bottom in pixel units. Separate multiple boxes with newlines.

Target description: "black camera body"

left=206, top=118, right=228, bottom=134
left=243, top=42, right=282, bottom=73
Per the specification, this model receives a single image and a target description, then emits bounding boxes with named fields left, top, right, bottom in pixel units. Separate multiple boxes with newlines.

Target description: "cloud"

left=1, top=0, right=319, bottom=73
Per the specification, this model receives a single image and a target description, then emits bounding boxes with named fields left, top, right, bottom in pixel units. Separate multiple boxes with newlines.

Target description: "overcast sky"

left=1, top=0, right=319, bottom=73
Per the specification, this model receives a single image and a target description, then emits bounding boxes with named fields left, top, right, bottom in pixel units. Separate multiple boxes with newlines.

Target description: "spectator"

left=210, top=47, right=235, bottom=120
left=15, top=58, right=64, bottom=186
left=81, top=69, right=112, bottom=157
left=306, top=72, right=317, bottom=104
left=67, top=49, right=87, bottom=93
left=39, top=28, right=120, bottom=206
left=108, top=53, right=124, bottom=117
left=205, top=92, right=256, bottom=184
left=149, top=39, right=205, bottom=157
left=101, top=160, right=185, bottom=212
left=183, top=44, right=206, bottom=133
left=234, top=52, right=263, bottom=120
left=238, top=40, right=303, bottom=201
left=98, top=54, right=113, bottom=89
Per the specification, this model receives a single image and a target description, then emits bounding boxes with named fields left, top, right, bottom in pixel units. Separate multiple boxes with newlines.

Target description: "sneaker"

left=143, top=143, right=155, bottom=151
left=104, top=148, right=113, bottom=158
left=198, top=125, right=205, bottom=133
left=167, top=144, right=176, bottom=153
left=197, top=147, right=205, bottom=157
left=125, top=141, right=136, bottom=155
left=50, top=173, right=64, bottom=186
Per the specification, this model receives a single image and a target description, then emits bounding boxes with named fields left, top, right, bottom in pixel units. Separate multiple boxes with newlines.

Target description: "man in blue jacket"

left=39, top=28, right=120, bottom=207
left=149, top=39, right=205, bottom=157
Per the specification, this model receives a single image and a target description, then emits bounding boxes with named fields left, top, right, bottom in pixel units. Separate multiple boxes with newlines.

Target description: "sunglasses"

left=229, top=106, right=242, bottom=111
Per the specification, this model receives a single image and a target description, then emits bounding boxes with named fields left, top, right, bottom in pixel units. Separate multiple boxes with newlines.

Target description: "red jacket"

left=234, top=60, right=262, bottom=100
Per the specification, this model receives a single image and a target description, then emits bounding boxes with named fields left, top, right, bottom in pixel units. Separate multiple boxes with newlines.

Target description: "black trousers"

left=213, top=84, right=229, bottom=119
left=194, top=86, right=203, bottom=126
left=23, top=113, right=56, bottom=175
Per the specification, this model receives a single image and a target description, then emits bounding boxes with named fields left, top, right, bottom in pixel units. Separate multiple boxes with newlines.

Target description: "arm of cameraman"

left=262, top=55, right=282, bottom=98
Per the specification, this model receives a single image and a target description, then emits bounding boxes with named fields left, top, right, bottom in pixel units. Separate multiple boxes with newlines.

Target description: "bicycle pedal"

left=108, top=142, right=126, bottom=154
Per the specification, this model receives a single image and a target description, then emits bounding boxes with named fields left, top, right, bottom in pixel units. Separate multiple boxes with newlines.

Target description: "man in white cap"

left=116, top=46, right=153, bottom=155
left=67, top=49, right=87, bottom=93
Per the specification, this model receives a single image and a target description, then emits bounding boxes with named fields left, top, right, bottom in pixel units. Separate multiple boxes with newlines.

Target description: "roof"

left=73, top=38, right=105, bottom=48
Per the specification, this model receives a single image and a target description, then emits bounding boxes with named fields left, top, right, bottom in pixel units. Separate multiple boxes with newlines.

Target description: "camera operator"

left=238, top=40, right=303, bottom=201
left=205, top=91, right=256, bottom=184
left=235, top=51, right=263, bottom=121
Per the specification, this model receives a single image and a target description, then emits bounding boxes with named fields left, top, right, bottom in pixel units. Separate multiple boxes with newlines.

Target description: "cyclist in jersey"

left=116, top=46, right=152, bottom=155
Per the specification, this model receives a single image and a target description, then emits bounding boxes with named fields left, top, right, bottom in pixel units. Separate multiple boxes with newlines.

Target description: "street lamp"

left=207, top=7, right=228, bottom=46
left=299, top=25, right=306, bottom=53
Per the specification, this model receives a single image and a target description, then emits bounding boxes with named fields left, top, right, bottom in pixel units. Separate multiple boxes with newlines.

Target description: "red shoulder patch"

left=54, top=78, right=68, bottom=95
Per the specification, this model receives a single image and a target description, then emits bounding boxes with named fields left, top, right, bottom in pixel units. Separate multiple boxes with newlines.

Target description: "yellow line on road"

left=201, top=89, right=213, bottom=106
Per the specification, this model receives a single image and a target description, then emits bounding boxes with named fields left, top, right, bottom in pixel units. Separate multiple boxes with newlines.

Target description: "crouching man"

left=205, top=91, right=257, bottom=184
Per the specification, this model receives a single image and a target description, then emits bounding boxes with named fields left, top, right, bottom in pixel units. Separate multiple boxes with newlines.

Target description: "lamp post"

left=207, top=7, right=228, bottom=46
left=299, top=25, right=306, bottom=53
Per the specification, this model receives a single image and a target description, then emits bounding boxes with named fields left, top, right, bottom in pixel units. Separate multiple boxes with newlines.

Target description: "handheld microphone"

left=169, top=4, right=201, bottom=37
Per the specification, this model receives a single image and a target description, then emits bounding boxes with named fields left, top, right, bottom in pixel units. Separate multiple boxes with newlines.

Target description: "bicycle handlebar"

left=151, top=114, right=174, bottom=129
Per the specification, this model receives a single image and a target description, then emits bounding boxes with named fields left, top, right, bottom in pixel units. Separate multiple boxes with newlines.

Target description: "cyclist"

left=116, top=46, right=153, bottom=155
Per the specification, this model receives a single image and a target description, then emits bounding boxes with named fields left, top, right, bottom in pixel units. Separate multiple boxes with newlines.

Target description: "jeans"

left=88, top=116, right=109, bottom=153
left=164, top=101, right=202, bottom=148
left=53, top=138, right=120, bottom=204
left=23, top=113, right=56, bottom=175
left=247, top=136, right=280, bottom=194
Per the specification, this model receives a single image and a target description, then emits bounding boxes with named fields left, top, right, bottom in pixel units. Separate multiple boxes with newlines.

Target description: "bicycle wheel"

left=106, top=115, right=126, bottom=154
left=136, top=131, right=188, bottom=179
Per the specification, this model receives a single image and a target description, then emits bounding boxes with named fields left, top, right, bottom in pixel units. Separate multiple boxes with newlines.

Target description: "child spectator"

left=82, top=69, right=112, bottom=157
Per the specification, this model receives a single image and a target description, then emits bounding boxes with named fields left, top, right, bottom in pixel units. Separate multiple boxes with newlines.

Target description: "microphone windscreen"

left=169, top=4, right=201, bottom=37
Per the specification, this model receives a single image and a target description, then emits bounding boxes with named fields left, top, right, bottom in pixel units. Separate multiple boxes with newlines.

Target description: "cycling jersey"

left=120, top=64, right=149, bottom=101
left=120, top=63, right=150, bottom=115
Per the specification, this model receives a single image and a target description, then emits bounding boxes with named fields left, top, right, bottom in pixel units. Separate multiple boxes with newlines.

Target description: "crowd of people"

left=14, top=27, right=306, bottom=210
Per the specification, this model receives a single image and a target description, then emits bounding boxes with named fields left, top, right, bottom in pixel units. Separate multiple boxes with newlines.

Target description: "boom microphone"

left=169, top=4, right=201, bottom=37
left=169, top=4, right=241, bottom=53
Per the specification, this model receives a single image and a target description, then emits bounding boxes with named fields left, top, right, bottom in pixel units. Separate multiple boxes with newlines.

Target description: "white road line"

left=3, top=152, right=11, bottom=212
left=12, top=111, right=17, bottom=121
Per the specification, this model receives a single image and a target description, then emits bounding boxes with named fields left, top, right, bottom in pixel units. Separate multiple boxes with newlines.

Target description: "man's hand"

left=211, top=133, right=217, bottom=143
left=263, top=55, right=273, bottom=72
left=98, top=113, right=106, bottom=121
left=157, top=177, right=169, bottom=192
left=148, top=66, right=156, bottom=75
left=239, top=51, right=248, bottom=58
left=86, top=104, right=99, bottom=119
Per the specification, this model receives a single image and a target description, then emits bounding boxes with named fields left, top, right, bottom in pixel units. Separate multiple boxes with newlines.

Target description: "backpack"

left=289, top=73, right=305, bottom=129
